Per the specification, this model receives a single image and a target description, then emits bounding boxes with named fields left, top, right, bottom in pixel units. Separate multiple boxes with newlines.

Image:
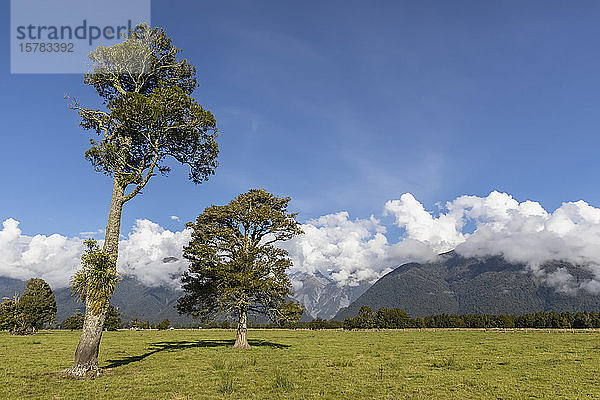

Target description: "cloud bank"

left=117, top=220, right=191, bottom=290
left=0, top=218, right=190, bottom=289
left=2, top=191, right=600, bottom=293
left=282, top=212, right=391, bottom=284
left=284, top=191, right=600, bottom=293
left=0, top=218, right=84, bottom=288
left=383, top=191, right=600, bottom=293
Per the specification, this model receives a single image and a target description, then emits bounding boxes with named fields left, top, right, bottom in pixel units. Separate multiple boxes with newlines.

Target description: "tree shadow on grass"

left=103, top=338, right=290, bottom=369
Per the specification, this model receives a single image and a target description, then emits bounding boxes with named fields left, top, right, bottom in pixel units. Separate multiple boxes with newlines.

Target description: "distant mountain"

left=1, top=268, right=372, bottom=325
left=291, top=271, right=371, bottom=320
left=0, top=277, right=26, bottom=300
left=335, top=251, right=600, bottom=321
left=0, top=276, right=194, bottom=325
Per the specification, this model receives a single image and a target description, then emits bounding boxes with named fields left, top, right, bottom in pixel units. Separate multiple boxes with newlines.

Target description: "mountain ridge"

left=334, top=251, right=600, bottom=320
left=0, top=271, right=370, bottom=325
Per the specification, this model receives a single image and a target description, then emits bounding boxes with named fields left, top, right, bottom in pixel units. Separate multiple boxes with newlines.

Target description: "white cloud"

left=285, top=190, right=600, bottom=292
left=170, top=215, right=180, bottom=221
left=383, top=193, right=465, bottom=253
left=0, top=219, right=83, bottom=288
left=3, top=190, right=600, bottom=294
left=281, top=211, right=438, bottom=286
left=118, top=219, right=191, bottom=289
left=282, top=212, right=391, bottom=284
left=78, top=228, right=104, bottom=236
left=0, top=218, right=190, bottom=289
left=385, top=191, right=600, bottom=294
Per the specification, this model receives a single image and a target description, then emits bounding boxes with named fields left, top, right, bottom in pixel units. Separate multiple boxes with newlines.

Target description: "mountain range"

left=5, top=251, right=600, bottom=325
left=0, top=267, right=369, bottom=325
left=335, top=251, right=600, bottom=320
left=290, top=271, right=371, bottom=321
left=1, top=275, right=194, bottom=325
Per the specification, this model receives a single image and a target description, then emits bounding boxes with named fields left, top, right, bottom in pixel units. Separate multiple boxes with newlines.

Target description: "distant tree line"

left=340, top=306, right=600, bottom=330
left=148, top=309, right=600, bottom=330
left=62, top=306, right=122, bottom=331
left=128, top=318, right=171, bottom=330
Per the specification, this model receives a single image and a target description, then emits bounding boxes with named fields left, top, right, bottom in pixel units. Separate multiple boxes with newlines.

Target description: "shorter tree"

left=18, top=278, right=57, bottom=333
left=0, top=295, right=18, bottom=331
left=178, top=189, right=304, bottom=349
left=104, top=306, right=122, bottom=331
left=130, top=318, right=150, bottom=329
left=157, top=319, right=170, bottom=330
left=374, top=307, right=411, bottom=329
left=4, top=279, right=57, bottom=334
left=63, top=311, right=85, bottom=331
left=344, top=306, right=375, bottom=330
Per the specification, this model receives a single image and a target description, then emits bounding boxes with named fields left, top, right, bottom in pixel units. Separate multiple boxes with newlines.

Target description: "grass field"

left=1, top=329, right=600, bottom=399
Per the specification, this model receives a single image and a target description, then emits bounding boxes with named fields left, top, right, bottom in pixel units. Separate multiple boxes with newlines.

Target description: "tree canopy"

left=0, top=296, right=18, bottom=331
left=69, top=23, right=219, bottom=196
left=157, top=319, right=170, bottom=330
left=0, top=279, right=56, bottom=334
left=62, top=311, right=85, bottom=331
left=178, top=189, right=304, bottom=348
left=18, top=278, right=57, bottom=332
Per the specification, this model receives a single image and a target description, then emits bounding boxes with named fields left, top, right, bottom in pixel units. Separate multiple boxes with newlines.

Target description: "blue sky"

left=2, top=0, right=600, bottom=240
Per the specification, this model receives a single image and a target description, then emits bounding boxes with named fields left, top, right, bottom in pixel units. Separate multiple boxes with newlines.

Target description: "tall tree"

left=66, top=24, right=219, bottom=376
left=178, top=189, right=304, bottom=349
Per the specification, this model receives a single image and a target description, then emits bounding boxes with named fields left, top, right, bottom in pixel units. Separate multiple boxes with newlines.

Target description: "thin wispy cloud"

left=78, top=228, right=104, bottom=237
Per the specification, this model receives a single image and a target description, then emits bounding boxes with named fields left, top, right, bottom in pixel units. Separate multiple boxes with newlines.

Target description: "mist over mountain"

left=291, top=271, right=371, bottom=320
left=335, top=252, right=600, bottom=321
left=5, top=253, right=600, bottom=325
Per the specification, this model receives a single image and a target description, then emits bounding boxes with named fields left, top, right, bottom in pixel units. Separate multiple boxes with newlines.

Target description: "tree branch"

left=122, top=152, right=159, bottom=202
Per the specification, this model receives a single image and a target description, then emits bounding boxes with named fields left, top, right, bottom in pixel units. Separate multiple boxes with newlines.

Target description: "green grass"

left=1, top=329, right=600, bottom=399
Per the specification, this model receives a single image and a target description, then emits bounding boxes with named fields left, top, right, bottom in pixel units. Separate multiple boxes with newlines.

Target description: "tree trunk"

left=233, top=308, right=251, bottom=349
left=67, top=177, right=124, bottom=377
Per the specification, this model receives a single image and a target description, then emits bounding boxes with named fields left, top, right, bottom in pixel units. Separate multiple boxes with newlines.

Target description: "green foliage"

left=0, top=297, right=17, bottom=331
left=62, top=311, right=85, bottom=331
left=156, top=319, right=170, bottom=330
left=342, top=308, right=600, bottom=330
left=3, top=279, right=57, bottom=334
left=104, top=305, right=122, bottom=331
left=375, top=307, right=411, bottom=329
left=71, top=239, right=120, bottom=315
left=17, top=278, right=57, bottom=332
left=344, top=306, right=375, bottom=329
left=1, top=280, right=57, bottom=334
left=130, top=318, right=150, bottom=329
left=69, top=23, right=219, bottom=193
left=178, top=189, right=304, bottom=325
